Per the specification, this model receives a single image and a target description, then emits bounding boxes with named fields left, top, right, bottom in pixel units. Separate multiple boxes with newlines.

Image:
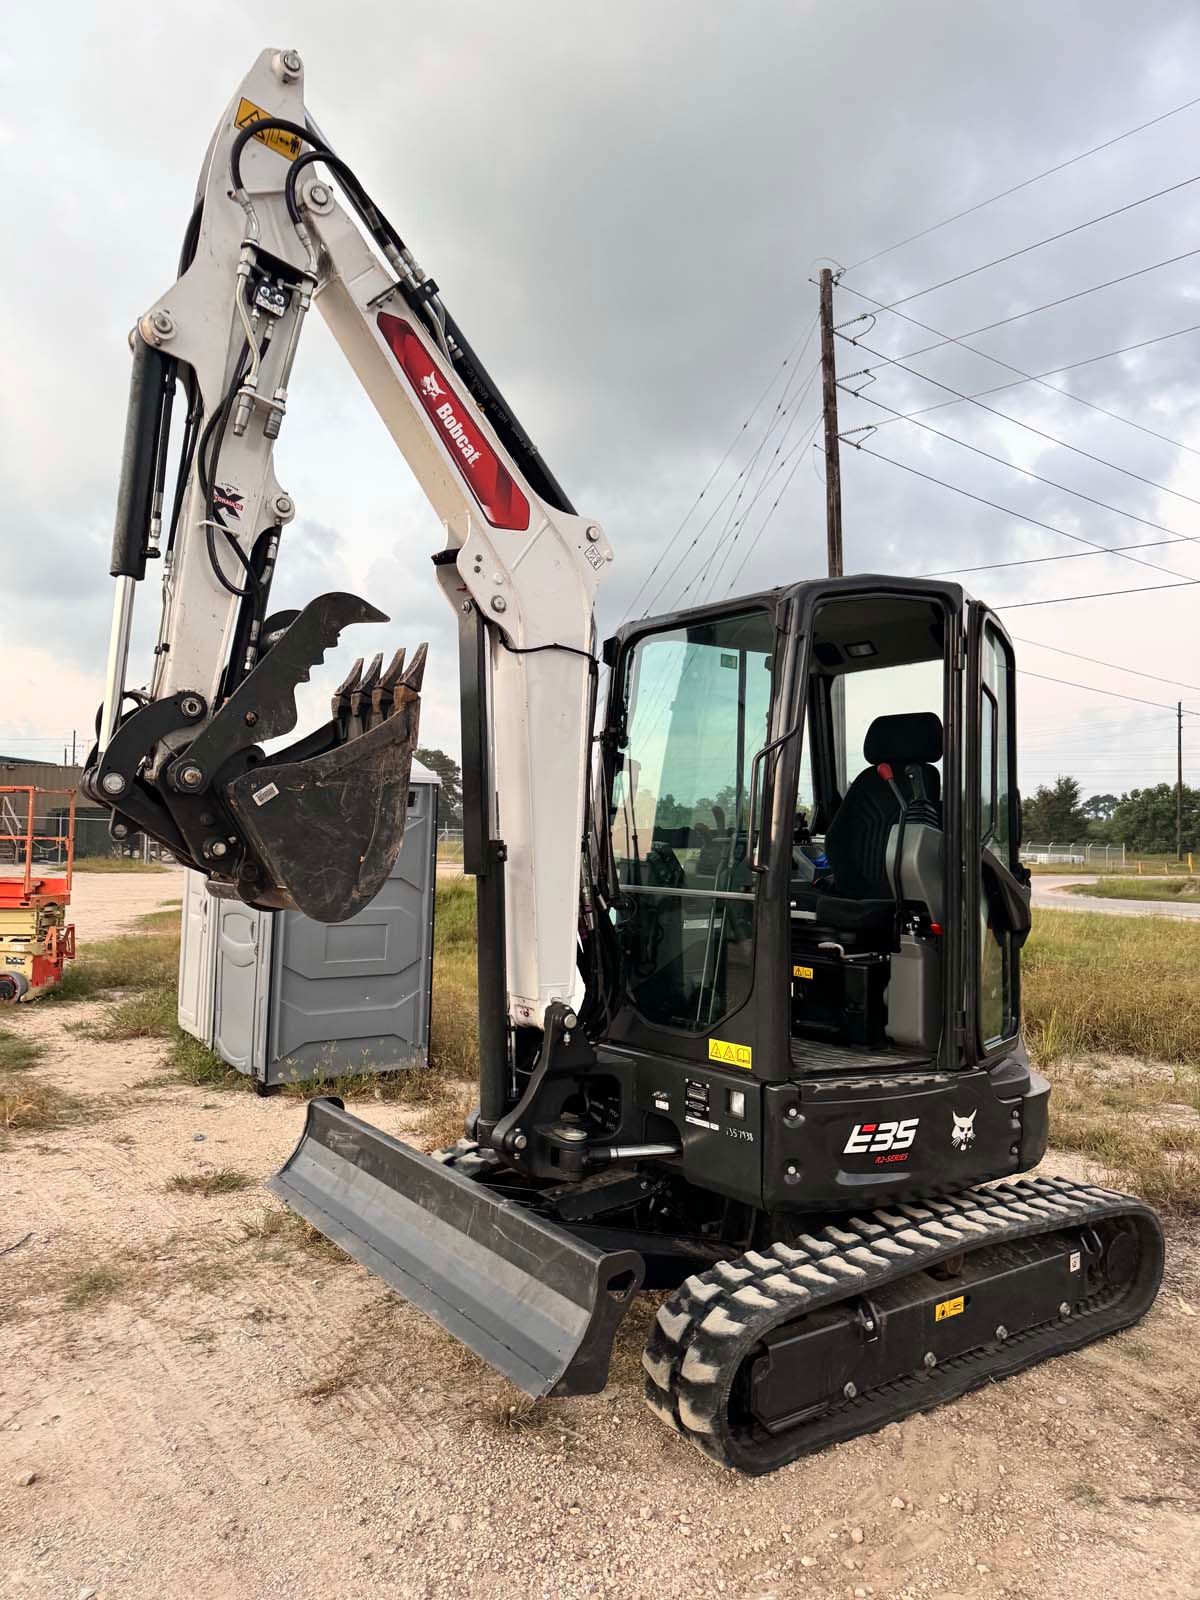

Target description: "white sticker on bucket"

left=252, top=782, right=280, bottom=807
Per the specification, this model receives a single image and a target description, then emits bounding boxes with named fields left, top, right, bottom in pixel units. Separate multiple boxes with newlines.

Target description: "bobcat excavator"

left=85, top=49, right=1163, bottom=1474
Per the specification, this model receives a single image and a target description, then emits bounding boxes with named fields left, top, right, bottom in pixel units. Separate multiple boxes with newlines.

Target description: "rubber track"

left=642, top=1175, right=1163, bottom=1474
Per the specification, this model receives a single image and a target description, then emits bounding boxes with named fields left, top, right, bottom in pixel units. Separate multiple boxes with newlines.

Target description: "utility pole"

left=818, top=267, right=844, bottom=578
left=1177, top=700, right=1184, bottom=863
left=71, top=730, right=77, bottom=765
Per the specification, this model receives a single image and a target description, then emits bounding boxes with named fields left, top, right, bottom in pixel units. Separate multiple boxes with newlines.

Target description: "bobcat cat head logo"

left=951, top=1110, right=977, bottom=1151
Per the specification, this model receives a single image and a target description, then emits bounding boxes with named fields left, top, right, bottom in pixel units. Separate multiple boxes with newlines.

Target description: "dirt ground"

left=2, top=876, right=1198, bottom=1600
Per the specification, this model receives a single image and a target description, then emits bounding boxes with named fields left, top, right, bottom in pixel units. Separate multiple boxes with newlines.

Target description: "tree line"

left=1021, top=776, right=1198, bottom=854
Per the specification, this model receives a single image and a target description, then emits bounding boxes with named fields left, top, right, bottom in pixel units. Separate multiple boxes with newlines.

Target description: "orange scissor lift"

left=0, top=786, right=77, bottom=1002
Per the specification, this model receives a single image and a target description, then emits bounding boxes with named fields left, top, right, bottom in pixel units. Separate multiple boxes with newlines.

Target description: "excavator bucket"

left=268, top=1098, right=645, bottom=1396
left=212, top=597, right=428, bottom=923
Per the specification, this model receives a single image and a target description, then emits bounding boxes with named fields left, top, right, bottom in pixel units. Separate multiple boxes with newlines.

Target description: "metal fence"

left=1019, top=842, right=1127, bottom=867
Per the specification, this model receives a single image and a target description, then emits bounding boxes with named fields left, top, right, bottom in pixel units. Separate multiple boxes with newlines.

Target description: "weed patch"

left=169, top=1028, right=243, bottom=1088
left=0, top=1029, right=45, bottom=1071
left=0, top=1074, right=81, bottom=1134
left=239, top=1207, right=347, bottom=1264
left=62, top=1260, right=142, bottom=1308
left=166, top=1167, right=253, bottom=1196
left=1045, top=1060, right=1200, bottom=1216
left=299, top=1359, right=360, bottom=1402
left=83, top=987, right=176, bottom=1042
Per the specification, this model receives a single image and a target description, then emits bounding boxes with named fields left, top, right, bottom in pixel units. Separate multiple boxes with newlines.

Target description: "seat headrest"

left=863, top=711, right=943, bottom=766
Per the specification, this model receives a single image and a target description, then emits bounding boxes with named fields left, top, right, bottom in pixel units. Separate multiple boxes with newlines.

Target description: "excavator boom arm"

left=88, top=47, right=612, bottom=1027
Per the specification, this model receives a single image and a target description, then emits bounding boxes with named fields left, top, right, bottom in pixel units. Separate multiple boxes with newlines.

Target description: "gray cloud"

left=2, top=0, right=1198, bottom=788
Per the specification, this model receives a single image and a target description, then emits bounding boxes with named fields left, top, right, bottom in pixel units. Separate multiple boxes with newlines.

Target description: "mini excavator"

left=86, top=50, right=1163, bottom=1473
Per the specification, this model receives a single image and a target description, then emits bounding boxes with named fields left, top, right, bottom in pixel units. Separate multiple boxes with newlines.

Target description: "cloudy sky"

left=2, top=0, right=1198, bottom=801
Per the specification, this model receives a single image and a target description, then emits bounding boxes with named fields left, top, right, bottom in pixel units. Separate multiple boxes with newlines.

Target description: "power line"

left=848, top=440, right=1200, bottom=582
left=851, top=321, right=1200, bottom=456
left=843, top=396, right=1200, bottom=559
left=999, top=579, right=1199, bottom=610
left=1017, top=669, right=1200, bottom=715
left=843, top=91, right=1200, bottom=273
left=839, top=333, right=1200, bottom=512
left=838, top=247, right=1200, bottom=372
left=872, top=172, right=1200, bottom=312
left=1009, top=635, right=1200, bottom=695
left=653, top=359, right=819, bottom=616
left=725, top=414, right=825, bottom=594
left=690, top=366, right=821, bottom=605
left=617, top=313, right=819, bottom=625
left=929, top=535, right=1189, bottom=578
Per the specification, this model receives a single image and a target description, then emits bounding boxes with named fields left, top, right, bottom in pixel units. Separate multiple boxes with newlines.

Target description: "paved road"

left=1031, top=873, right=1200, bottom=921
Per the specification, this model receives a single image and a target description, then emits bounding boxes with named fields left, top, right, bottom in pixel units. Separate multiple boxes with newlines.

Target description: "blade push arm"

left=86, top=47, right=613, bottom=1028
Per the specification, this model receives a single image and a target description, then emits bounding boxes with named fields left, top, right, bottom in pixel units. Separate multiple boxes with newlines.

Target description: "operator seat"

left=792, top=711, right=943, bottom=947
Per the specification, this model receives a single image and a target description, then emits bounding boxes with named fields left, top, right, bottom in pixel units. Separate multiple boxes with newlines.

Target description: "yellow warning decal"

left=935, top=1295, right=965, bottom=1322
left=233, top=98, right=302, bottom=161
left=708, top=1038, right=752, bottom=1070
left=792, top=964, right=814, bottom=980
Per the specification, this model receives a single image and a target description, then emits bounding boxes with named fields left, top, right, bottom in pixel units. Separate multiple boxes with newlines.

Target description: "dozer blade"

left=268, top=1098, right=645, bottom=1396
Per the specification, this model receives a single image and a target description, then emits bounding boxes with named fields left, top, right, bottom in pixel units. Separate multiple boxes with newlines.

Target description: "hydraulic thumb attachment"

left=270, top=1098, right=645, bottom=1396
left=86, top=592, right=426, bottom=922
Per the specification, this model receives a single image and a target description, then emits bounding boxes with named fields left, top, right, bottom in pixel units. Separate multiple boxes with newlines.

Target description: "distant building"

left=0, top=756, right=109, bottom=857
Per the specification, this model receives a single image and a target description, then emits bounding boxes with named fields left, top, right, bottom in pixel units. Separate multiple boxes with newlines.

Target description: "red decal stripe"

left=376, top=313, right=530, bottom=532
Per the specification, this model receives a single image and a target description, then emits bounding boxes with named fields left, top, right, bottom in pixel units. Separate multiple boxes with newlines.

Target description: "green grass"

left=1027, top=909, right=1200, bottom=1213
left=0, top=1028, right=45, bottom=1071
left=430, top=877, right=477, bottom=1082
left=1070, top=876, right=1200, bottom=904
left=1024, top=910, right=1200, bottom=1065
left=50, top=928, right=179, bottom=1003
left=169, top=1028, right=241, bottom=1087
left=81, top=986, right=177, bottom=1042
left=70, top=857, right=170, bottom=874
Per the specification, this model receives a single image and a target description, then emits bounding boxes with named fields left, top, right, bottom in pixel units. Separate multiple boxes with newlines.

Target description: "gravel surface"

left=1, top=875, right=1198, bottom=1598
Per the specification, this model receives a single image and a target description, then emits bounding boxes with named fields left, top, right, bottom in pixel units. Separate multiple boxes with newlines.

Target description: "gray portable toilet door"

left=177, top=871, right=216, bottom=1046
left=211, top=900, right=273, bottom=1080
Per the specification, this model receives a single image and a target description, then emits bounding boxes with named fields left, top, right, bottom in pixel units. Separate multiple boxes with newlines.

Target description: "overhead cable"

left=838, top=248, right=1200, bottom=367
left=1008, top=635, right=1200, bottom=695
left=847, top=436, right=1200, bottom=581
left=617, top=313, right=819, bottom=626
left=839, top=334, right=1200, bottom=511
left=872, top=172, right=1200, bottom=312
left=843, top=91, right=1200, bottom=273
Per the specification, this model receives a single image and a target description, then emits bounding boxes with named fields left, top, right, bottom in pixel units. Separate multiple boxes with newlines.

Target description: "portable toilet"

left=177, top=761, right=439, bottom=1089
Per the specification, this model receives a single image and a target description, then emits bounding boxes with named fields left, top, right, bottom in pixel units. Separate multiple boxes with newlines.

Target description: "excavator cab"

left=602, top=576, right=1029, bottom=1106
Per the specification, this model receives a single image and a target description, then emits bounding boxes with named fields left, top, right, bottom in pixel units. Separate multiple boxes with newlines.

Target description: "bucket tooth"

left=349, top=652, right=383, bottom=737
left=400, top=641, right=427, bottom=695
left=371, top=647, right=407, bottom=722
left=332, top=657, right=364, bottom=737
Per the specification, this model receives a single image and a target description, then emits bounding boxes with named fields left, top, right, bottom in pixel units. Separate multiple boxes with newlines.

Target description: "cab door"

left=603, top=596, right=799, bottom=1079
left=965, top=604, right=1029, bottom=1058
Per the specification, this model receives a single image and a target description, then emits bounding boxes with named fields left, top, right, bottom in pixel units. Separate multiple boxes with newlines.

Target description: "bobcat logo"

left=951, top=1110, right=977, bottom=1152
left=420, top=372, right=444, bottom=400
